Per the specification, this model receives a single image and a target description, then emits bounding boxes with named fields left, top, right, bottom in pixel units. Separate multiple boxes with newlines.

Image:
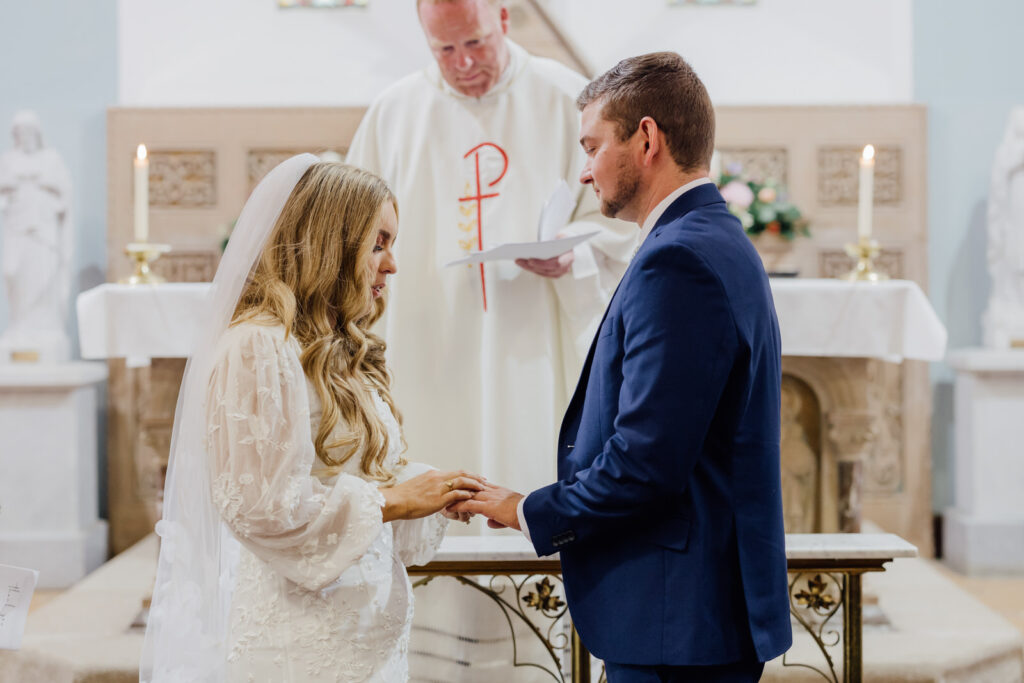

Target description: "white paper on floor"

left=0, top=563, right=39, bottom=650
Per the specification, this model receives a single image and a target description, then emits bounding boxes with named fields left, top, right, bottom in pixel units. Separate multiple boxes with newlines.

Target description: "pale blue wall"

left=914, top=0, right=1024, bottom=512
left=0, top=0, right=117, bottom=347
left=0, top=0, right=117, bottom=517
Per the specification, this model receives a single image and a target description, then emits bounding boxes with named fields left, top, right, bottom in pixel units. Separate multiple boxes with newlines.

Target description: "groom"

left=452, top=52, right=792, bottom=681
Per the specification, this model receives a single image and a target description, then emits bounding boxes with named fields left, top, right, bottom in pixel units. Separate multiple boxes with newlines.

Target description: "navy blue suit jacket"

left=523, top=184, right=792, bottom=666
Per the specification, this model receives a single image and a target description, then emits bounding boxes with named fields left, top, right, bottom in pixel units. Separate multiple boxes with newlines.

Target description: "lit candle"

left=857, top=144, right=875, bottom=240
left=134, top=144, right=149, bottom=243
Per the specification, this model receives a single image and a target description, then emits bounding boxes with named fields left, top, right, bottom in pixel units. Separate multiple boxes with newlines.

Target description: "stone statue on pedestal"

left=984, top=107, right=1024, bottom=348
left=0, top=111, right=73, bottom=363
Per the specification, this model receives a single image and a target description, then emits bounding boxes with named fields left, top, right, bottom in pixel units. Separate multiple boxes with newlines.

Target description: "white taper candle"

left=134, top=144, right=149, bottom=243
left=857, top=144, right=875, bottom=240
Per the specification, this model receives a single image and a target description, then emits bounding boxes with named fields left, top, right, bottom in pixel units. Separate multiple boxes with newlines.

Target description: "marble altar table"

left=415, top=533, right=919, bottom=683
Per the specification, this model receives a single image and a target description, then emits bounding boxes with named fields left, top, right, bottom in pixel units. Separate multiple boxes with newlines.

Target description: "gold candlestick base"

left=841, top=237, right=889, bottom=282
left=120, top=242, right=171, bottom=285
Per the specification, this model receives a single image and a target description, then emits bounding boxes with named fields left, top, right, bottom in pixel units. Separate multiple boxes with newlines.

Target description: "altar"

left=77, top=276, right=946, bottom=556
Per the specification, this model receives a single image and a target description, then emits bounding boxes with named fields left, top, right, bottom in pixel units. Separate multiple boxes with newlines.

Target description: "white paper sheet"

left=445, top=231, right=599, bottom=267
left=537, top=180, right=576, bottom=241
left=0, top=564, right=38, bottom=650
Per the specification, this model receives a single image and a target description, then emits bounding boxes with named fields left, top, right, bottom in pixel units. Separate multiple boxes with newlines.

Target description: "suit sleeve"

left=524, top=243, right=738, bottom=557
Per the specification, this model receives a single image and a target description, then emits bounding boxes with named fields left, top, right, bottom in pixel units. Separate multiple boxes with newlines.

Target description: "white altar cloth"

left=76, top=283, right=208, bottom=360
left=771, top=279, right=946, bottom=362
left=75, top=279, right=946, bottom=362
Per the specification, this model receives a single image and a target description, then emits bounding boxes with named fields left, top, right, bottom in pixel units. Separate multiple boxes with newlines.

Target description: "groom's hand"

left=449, top=483, right=524, bottom=531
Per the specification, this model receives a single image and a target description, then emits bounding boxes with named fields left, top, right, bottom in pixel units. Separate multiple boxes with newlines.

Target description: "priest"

left=347, top=0, right=633, bottom=503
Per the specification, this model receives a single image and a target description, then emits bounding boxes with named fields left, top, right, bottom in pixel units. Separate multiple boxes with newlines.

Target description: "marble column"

left=945, top=349, right=1024, bottom=574
left=0, top=362, right=108, bottom=587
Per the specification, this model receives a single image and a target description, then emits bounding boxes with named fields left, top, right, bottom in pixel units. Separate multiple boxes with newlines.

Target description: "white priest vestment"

left=347, top=41, right=633, bottom=505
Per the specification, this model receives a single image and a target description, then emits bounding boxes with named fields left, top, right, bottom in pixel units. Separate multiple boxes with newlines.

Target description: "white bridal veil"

left=140, top=154, right=319, bottom=682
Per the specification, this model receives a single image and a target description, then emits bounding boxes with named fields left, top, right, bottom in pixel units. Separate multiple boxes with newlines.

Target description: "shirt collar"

left=636, top=177, right=714, bottom=250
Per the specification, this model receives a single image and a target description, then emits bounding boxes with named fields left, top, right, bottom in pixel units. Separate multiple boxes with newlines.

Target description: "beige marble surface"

left=427, top=532, right=918, bottom=564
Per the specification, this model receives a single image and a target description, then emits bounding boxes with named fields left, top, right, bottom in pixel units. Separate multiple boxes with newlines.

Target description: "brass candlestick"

left=120, top=242, right=171, bottom=285
left=841, top=236, right=889, bottom=282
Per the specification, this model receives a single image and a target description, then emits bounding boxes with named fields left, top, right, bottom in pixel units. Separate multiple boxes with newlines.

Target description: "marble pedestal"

left=945, top=349, right=1024, bottom=574
left=0, top=362, right=109, bottom=588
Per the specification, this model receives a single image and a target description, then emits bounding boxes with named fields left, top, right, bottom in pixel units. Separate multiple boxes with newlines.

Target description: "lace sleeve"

left=390, top=461, right=449, bottom=567
left=206, top=325, right=386, bottom=591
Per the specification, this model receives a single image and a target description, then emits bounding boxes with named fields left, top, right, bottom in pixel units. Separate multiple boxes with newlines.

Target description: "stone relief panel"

left=134, top=359, right=185, bottom=510
left=156, top=249, right=220, bottom=283
left=863, top=360, right=904, bottom=494
left=718, top=147, right=788, bottom=185
left=780, top=374, right=822, bottom=533
left=817, top=145, right=902, bottom=207
left=149, top=150, right=217, bottom=207
left=818, top=247, right=905, bottom=280
left=247, top=148, right=348, bottom=193
left=248, top=149, right=311, bottom=192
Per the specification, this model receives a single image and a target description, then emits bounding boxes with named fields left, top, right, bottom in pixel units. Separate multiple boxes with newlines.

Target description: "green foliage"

left=717, top=171, right=809, bottom=241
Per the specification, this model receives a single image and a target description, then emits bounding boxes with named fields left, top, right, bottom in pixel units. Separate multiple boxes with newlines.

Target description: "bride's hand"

left=441, top=505, right=474, bottom=524
left=380, top=470, right=485, bottom=522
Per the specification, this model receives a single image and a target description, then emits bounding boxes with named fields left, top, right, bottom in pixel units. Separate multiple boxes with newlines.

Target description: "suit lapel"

left=557, top=266, right=626, bottom=451
left=556, top=183, right=727, bottom=454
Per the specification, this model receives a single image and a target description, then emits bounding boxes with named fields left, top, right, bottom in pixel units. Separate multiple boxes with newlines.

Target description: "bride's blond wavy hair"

left=232, top=162, right=405, bottom=483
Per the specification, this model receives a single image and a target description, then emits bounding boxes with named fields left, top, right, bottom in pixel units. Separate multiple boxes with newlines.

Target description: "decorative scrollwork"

left=783, top=572, right=844, bottom=683
left=413, top=573, right=571, bottom=681
left=524, top=576, right=566, bottom=614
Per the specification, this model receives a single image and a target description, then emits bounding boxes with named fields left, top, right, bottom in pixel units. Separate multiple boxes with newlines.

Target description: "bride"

left=141, top=155, right=485, bottom=682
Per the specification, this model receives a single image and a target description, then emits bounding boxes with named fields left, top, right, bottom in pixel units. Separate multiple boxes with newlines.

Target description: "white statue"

left=984, top=107, right=1024, bottom=348
left=0, top=111, right=73, bottom=363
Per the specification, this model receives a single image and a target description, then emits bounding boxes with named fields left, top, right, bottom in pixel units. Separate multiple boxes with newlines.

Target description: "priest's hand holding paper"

left=515, top=246, right=575, bottom=278
left=513, top=179, right=577, bottom=279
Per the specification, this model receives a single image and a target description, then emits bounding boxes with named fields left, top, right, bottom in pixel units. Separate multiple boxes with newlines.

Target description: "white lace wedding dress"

left=206, top=321, right=447, bottom=682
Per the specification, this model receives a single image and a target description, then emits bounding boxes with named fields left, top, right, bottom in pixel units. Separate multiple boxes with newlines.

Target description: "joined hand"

left=448, top=482, right=524, bottom=531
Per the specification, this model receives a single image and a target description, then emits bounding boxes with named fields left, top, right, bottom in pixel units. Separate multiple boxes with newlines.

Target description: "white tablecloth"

left=770, top=279, right=947, bottom=362
left=75, top=279, right=947, bottom=362
left=76, top=283, right=210, bottom=360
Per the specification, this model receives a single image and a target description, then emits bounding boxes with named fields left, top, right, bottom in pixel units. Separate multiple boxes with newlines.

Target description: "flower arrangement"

left=717, top=165, right=809, bottom=240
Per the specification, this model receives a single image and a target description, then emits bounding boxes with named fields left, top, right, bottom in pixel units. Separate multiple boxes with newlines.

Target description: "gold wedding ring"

left=444, top=479, right=455, bottom=491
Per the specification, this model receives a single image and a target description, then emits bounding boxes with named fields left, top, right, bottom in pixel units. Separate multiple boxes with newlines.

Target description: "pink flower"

left=720, top=180, right=754, bottom=209
left=758, top=187, right=777, bottom=203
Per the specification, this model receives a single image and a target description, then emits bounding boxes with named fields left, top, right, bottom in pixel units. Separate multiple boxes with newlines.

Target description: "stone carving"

left=827, top=410, right=879, bottom=458
left=818, top=146, right=902, bottom=207
left=149, top=150, right=217, bottom=207
left=718, top=147, right=788, bottom=185
left=157, top=249, right=220, bottom=283
left=819, top=247, right=904, bottom=280
left=247, top=149, right=338, bottom=193
left=780, top=376, right=821, bottom=533
left=863, top=360, right=904, bottom=494
left=135, top=358, right=185, bottom=504
left=0, top=111, right=73, bottom=363
left=983, top=107, right=1024, bottom=348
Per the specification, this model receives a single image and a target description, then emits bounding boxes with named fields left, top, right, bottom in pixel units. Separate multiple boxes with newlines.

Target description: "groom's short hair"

left=577, top=52, right=715, bottom=174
